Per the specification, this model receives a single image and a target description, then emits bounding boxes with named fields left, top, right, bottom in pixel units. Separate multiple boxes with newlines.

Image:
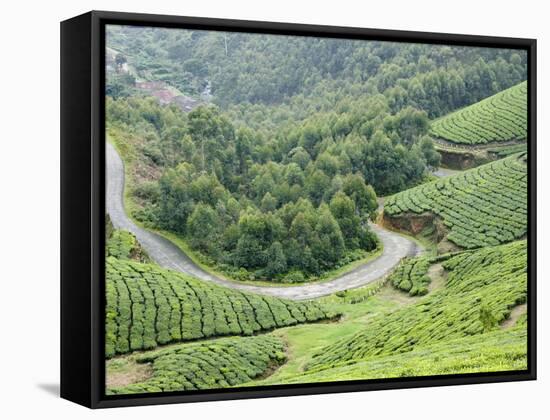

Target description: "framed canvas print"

left=60, top=10, right=536, bottom=408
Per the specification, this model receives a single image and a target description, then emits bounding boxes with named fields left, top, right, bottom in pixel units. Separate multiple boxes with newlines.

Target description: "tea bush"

left=108, top=335, right=286, bottom=394
left=106, top=258, right=336, bottom=357
left=307, top=240, right=527, bottom=370
left=384, top=154, right=527, bottom=249
left=431, top=81, right=527, bottom=144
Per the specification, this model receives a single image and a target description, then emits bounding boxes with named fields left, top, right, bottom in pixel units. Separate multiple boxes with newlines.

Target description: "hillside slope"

left=106, top=257, right=336, bottom=357
left=264, top=323, right=526, bottom=385
left=430, top=81, right=527, bottom=145
left=305, top=240, right=527, bottom=372
left=383, top=153, right=527, bottom=249
left=108, top=335, right=286, bottom=394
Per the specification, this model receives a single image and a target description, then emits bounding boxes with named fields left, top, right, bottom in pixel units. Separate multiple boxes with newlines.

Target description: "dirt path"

left=107, top=143, right=422, bottom=300
left=433, top=137, right=525, bottom=151
left=501, top=304, right=527, bottom=329
left=427, top=263, right=446, bottom=292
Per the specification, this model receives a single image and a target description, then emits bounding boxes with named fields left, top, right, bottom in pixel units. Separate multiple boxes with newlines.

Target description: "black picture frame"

left=60, top=10, right=537, bottom=409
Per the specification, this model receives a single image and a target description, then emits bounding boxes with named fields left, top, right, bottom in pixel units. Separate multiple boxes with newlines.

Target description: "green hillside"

left=103, top=26, right=531, bottom=394
left=306, top=240, right=527, bottom=371
left=108, top=335, right=286, bottom=394
left=389, top=255, right=441, bottom=296
left=430, top=81, right=527, bottom=145
left=106, top=229, right=149, bottom=262
left=384, top=153, right=527, bottom=249
left=263, top=323, right=526, bottom=385
left=106, top=258, right=336, bottom=357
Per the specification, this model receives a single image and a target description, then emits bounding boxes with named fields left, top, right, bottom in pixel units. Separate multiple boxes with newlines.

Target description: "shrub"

left=283, top=271, right=305, bottom=283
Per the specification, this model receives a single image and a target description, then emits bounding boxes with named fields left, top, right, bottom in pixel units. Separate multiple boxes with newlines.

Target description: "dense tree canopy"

left=107, top=98, right=387, bottom=281
left=105, top=26, right=527, bottom=282
left=107, top=26, right=526, bottom=118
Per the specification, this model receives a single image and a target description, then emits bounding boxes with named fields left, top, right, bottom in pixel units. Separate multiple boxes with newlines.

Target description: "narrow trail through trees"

left=107, top=142, right=422, bottom=300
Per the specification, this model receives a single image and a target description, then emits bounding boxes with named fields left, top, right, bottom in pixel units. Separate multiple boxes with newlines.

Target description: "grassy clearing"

left=262, top=296, right=402, bottom=381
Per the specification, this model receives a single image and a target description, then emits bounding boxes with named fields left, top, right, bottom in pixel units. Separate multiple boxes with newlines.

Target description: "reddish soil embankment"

left=437, top=148, right=490, bottom=170
left=381, top=211, right=458, bottom=254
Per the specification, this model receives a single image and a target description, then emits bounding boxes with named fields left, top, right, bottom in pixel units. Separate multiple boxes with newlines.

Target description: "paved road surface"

left=433, top=167, right=461, bottom=178
left=107, top=143, right=421, bottom=300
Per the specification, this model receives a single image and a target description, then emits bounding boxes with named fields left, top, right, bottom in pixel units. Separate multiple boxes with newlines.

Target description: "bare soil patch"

left=501, top=304, right=527, bottom=329
left=106, top=362, right=153, bottom=388
left=427, top=263, right=447, bottom=293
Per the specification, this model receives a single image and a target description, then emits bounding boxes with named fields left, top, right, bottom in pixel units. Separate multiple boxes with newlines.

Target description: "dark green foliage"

left=307, top=240, right=527, bottom=370
left=384, top=154, right=527, bottom=249
left=105, top=258, right=336, bottom=357
left=106, top=26, right=526, bottom=118
left=265, top=242, right=287, bottom=279
left=312, top=207, right=345, bottom=268
left=106, top=73, right=136, bottom=99
left=108, top=335, right=286, bottom=394
left=187, top=203, right=221, bottom=254
left=330, top=191, right=363, bottom=249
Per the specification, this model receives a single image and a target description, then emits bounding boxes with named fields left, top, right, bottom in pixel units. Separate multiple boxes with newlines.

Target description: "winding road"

left=107, top=143, right=421, bottom=300
left=433, top=167, right=461, bottom=178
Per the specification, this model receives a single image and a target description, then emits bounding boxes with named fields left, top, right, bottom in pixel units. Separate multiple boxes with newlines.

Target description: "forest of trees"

left=106, top=26, right=526, bottom=117
left=106, top=26, right=527, bottom=282
left=107, top=98, right=386, bottom=281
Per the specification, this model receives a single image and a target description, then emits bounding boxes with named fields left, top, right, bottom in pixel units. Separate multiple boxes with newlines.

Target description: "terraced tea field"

left=384, top=154, right=527, bottom=249
left=107, top=229, right=149, bottom=262
left=108, top=335, right=286, bottom=394
left=430, top=81, right=527, bottom=145
left=106, top=258, right=335, bottom=357
left=266, top=322, right=527, bottom=385
left=390, top=255, right=440, bottom=296
left=306, top=240, right=527, bottom=371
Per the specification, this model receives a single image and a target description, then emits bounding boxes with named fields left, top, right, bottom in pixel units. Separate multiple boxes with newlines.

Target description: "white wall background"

left=0, top=0, right=546, bottom=417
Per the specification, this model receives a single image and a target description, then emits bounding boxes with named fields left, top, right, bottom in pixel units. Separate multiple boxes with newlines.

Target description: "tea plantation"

left=108, top=335, right=286, bottom=394
left=384, top=154, right=527, bottom=249
left=306, top=240, right=527, bottom=370
left=390, top=255, right=441, bottom=296
left=106, top=258, right=335, bottom=357
left=269, top=320, right=526, bottom=384
left=430, top=81, right=527, bottom=144
left=106, top=229, right=149, bottom=262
